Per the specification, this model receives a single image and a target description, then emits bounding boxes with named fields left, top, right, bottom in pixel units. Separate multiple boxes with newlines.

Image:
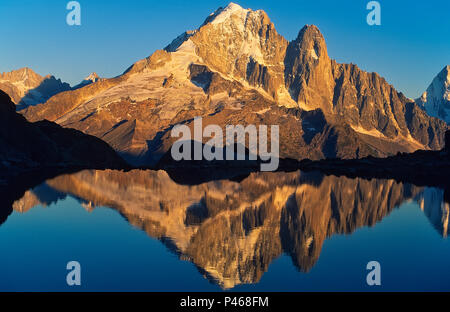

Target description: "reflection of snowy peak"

left=12, top=169, right=423, bottom=289
left=417, top=65, right=450, bottom=124
left=418, top=188, right=450, bottom=237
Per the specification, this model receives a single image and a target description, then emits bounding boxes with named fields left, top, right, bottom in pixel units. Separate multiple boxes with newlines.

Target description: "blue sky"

left=0, top=0, right=448, bottom=98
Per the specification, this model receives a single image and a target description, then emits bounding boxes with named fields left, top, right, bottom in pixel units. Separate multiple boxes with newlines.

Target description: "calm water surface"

left=0, top=169, right=449, bottom=291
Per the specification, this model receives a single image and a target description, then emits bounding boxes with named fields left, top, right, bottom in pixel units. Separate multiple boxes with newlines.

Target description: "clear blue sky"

left=0, top=0, right=448, bottom=98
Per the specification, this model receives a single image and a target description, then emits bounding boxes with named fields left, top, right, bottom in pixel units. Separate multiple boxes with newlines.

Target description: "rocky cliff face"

left=11, top=169, right=439, bottom=289
left=0, top=90, right=126, bottom=184
left=20, top=3, right=448, bottom=165
left=0, top=67, right=71, bottom=109
left=285, top=25, right=334, bottom=113
left=417, top=65, right=450, bottom=124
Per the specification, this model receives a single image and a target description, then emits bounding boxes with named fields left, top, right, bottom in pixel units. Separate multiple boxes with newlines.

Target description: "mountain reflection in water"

left=6, top=169, right=450, bottom=290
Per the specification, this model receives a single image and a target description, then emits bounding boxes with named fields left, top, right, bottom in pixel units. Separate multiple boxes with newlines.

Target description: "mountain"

left=0, top=67, right=71, bottom=110
left=72, top=72, right=103, bottom=90
left=0, top=90, right=126, bottom=185
left=21, top=3, right=448, bottom=166
left=416, top=65, right=450, bottom=124
left=417, top=188, right=449, bottom=238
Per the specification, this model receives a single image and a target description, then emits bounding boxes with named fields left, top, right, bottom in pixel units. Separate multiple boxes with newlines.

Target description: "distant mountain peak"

left=85, top=72, right=100, bottom=81
left=71, top=72, right=102, bottom=90
left=1, top=67, right=42, bottom=84
left=0, top=67, right=70, bottom=108
left=417, top=65, right=450, bottom=123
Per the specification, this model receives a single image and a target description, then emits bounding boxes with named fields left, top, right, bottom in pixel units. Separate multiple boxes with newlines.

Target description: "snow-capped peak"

left=417, top=65, right=450, bottom=124
left=444, top=66, right=450, bottom=100
left=167, top=3, right=260, bottom=53
left=209, top=3, right=249, bottom=25
left=225, top=2, right=244, bottom=10
left=428, top=66, right=450, bottom=101
left=84, top=72, right=100, bottom=82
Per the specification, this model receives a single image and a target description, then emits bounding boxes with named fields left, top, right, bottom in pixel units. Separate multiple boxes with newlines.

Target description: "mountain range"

left=417, top=65, right=450, bottom=124
left=2, top=2, right=449, bottom=166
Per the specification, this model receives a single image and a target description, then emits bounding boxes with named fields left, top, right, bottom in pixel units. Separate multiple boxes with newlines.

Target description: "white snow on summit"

left=209, top=2, right=250, bottom=25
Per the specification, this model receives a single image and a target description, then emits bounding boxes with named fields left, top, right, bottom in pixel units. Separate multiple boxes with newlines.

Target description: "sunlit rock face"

left=418, top=188, right=450, bottom=238
left=21, top=3, right=447, bottom=166
left=14, top=169, right=443, bottom=289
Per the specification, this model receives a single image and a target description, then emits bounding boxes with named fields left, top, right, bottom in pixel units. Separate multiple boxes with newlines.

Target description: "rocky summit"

left=0, top=67, right=71, bottom=110
left=21, top=2, right=448, bottom=166
left=72, top=72, right=104, bottom=90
